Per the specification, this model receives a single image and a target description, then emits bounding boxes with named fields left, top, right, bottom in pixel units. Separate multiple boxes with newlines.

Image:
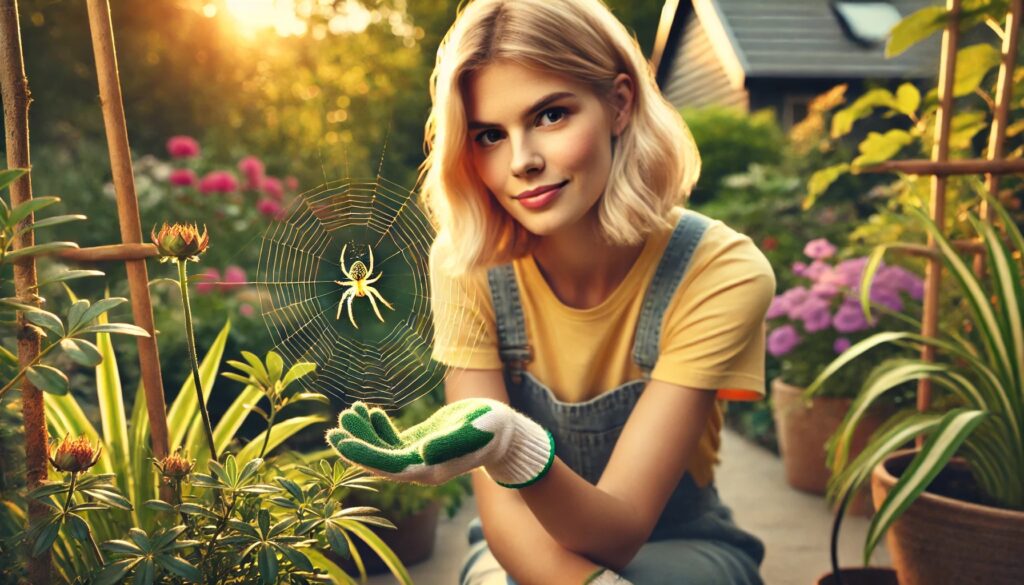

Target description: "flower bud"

left=48, top=436, right=102, bottom=473
left=151, top=222, right=210, bottom=262
left=154, top=449, right=195, bottom=481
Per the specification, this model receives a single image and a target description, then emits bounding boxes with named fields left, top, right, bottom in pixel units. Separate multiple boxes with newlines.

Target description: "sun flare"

left=218, top=0, right=307, bottom=37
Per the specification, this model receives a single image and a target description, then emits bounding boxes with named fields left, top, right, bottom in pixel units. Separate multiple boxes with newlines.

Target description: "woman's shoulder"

left=683, top=209, right=775, bottom=287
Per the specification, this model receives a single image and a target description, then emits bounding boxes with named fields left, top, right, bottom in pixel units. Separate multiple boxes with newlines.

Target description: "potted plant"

left=766, top=237, right=921, bottom=514
left=805, top=197, right=1024, bottom=584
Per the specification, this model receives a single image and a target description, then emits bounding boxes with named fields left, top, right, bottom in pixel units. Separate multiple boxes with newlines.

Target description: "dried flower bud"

left=154, top=449, right=195, bottom=481
left=48, top=436, right=102, bottom=473
left=151, top=222, right=210, bottom=263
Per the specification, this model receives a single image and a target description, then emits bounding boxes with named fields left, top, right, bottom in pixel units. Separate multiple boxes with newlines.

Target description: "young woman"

left=325, top=1, right=775, bottom=583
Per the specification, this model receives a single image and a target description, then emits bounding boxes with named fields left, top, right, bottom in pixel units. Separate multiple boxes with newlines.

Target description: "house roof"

left=653, top=0, right=941, bottom=87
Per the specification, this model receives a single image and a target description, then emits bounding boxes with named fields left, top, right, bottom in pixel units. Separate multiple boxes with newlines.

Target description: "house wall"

left=661, top=10, right=748, bottom=112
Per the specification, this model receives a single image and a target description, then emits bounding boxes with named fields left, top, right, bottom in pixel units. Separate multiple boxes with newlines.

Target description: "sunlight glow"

left=221, top=0, right=307, bottom=37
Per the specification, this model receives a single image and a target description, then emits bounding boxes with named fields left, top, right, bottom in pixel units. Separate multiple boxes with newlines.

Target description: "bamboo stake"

left=0, top=1, right=50, bottom=580
left=917, top=0, right=961, bottom=429
left=83, top=0, right=171, bottom=483
left=973, top=0, right=1021, bottom=276
left=57, top=242, right=158, bottom=262
left=858, top=158, right=1024, bottom=176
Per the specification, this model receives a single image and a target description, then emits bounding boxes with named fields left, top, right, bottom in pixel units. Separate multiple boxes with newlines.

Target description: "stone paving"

left=365, top=428, right=891, bottom=585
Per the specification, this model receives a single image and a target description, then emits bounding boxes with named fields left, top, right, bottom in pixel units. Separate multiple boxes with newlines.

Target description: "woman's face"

left=464, top=62, right=630, bottom=238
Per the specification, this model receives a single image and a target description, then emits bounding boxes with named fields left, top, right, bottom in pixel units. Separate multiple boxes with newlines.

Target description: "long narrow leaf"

left=211, top=384, right=263, bottom=458
left=338, top=520, right=412, bottom=585
left=167, top=319, right=231, bottom=450
left=235, top=415, right=330, bottom=464
left=865, top=409, right=987, bottom=563
left=95, top=310, right=131, bottom=499
left=304, top=549, right=358, bottom=585
left=130, top=381, right=156, bottom=530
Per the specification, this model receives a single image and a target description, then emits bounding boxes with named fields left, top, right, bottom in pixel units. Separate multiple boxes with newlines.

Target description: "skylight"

left=831, top=1, right=903, bottom=46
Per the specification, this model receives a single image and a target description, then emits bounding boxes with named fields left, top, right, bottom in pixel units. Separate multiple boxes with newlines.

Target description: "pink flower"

left=284, top=176, right=299, bottom=191
left=833, top=337, right=852, bottom=354
left=220, top=265, right=246, bottom=291
left=262, top=176, right=284, bottom=201
left=198, top=171, right=239, bottom=195
left=803, top=260, right=830, bottom=281
left=766, top=295, right=790, bottom=319
left=168, top=168, right=197, bottom=187
left=767, top=325, right=801, bottom=357
left=791, top=261, right=808, bottom=277
left=804, top=238, right=837, bottom=260
left=167, top=135, right=201, bottom=159
left=257, top=198, right=285, bottom=219
left=195, top=268, right=220, bottom=294
left=239, top=303, right=255, bottom=317
left=238, top=156, right=265, bottom=190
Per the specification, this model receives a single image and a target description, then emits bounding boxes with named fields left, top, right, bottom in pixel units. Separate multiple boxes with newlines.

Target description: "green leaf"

left=177, top=503, right=218, bottom=519
left=81, top=488, right=133, bottom=511
left=66, top=299, right=90, bottom=333
left=236, top=414, right=330, bottom=463
left=23, top=308, right=64, bottom=338
left=0, top=168, right=28, bottom=194
left=340, top=519, right=412, bottom=585
left=26, top=365, right=69, bottom=395
left=93, top=559, right=139, bottom=585
left=212, top=384, right=263, bottom=457
left=94, top=311, right=131, bottom=499
left=135, top=557, right=155, bottom=585
left=258, top=545, right=278, bottom=585
left=130, top=380, right=156, bottom=530
left=27, top=482, right=68, bottom=501
left=7, top=196, right=59, bottom=227
left=3, top=241, right=78, bottom=262
left=953, top=44, right=1002, bottom=97
left=282, top=362, right=317, bottom=388
left=66, top=512, right=91, bottom=541
left=266, top=351, right=284, bottom=382
left=864, top=410, right=987, bottom=563
left=156, top=554, right=202, bottom=582
left=830, top=88, right=898, bottom=139
left=76, top=297, right=127, bottom=331
left=13, top=214, right=86, bottom=237
left=886, top=5, right=947, bottom=57
left=59, top=338, right=102, bottom=367
left=32, top=517, right=61, bottom=557
left=852, top=129, right=914, bottom=168
left=143, top=499, right=175, bottom=513
left=802, top=163, right=850, bottom=210
left=77, top=323, right=150, bottom=337
left=305, top=549, right=358, bottom=585
left=894, top=82, right=921, bottom=116
left=38, top=269, right=104, bottom=288
left=170, top=319, right=231, bottom=454
left=241, top=350, right=271, bottom=386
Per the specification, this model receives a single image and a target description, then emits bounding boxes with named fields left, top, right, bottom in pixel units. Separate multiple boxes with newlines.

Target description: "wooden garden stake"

left=0, top=0, right=51, bottom=580
left=82, top=0, right=172, bottom=481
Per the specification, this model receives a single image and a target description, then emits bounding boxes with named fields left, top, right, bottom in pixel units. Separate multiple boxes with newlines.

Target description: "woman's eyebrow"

left=468, top=91, right=575, bottom=130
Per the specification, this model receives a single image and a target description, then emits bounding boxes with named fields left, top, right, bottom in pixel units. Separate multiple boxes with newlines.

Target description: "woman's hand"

left=325, top=398, right=555, bottom=488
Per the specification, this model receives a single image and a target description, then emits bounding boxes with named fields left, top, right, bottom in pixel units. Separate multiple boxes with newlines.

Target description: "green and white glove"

left=325, top=398, right=555, bottom=488
left=585, top=569, right=634, bottom=585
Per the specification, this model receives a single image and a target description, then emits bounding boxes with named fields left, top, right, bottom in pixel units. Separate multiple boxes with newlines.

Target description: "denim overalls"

left=458, top=211, right=765, bottom=585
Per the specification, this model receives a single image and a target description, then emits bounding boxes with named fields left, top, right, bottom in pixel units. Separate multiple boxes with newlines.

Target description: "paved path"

left=365, top=429, right=891, bottom=584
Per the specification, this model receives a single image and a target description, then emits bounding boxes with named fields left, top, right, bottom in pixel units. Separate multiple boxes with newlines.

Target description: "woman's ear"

left=610, top=72, right=635, bottom=137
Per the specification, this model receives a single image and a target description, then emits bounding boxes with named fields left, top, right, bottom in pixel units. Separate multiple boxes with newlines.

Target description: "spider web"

left=255, top=174, right=445, bottom=410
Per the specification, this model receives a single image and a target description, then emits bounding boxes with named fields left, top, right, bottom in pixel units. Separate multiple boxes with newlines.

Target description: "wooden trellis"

left=1, top=0, right=169, bottom=578
left=856, top=0, right=1023, bottom=419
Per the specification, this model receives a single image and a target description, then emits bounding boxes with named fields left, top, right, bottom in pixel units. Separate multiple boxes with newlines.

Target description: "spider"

left=335, top=244, right=394, bottom=329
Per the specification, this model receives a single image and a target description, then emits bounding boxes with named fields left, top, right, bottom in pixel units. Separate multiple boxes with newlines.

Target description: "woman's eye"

left=538, top=107, right=568, bottom=126
left=475, top=129, right=504, bottom=147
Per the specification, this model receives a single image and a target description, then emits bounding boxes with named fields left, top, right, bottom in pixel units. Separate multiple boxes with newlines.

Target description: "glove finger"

left=368, top=408, right=402, bottom=447
left=330, top=436, right=423, bottom=475
left=339, top=410, right=394, bottom=449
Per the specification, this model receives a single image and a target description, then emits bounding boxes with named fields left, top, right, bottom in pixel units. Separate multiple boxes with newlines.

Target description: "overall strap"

left=486, top=264, right=532, bottom=384
left=632, top=211, right=713, bottom=377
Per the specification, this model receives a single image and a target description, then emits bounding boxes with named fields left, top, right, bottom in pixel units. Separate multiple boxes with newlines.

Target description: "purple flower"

left=766, top=295, right=790, bottom=319
left=780, top=286, right=810, bottom=320
left=804, top=238, right=837, bottom=260
left=768, top=324, right=802, bottom=357
left=167, top=135, right=200, bottom=159
left=793, top=296, right=832, bottom=332
left=811, top=280, right=841, bottom=299
left=869, top=286, right=904, bottom=312
left=803, top=260, right=830, bottom=281
left=833, top=337, right=852, bottom=354
left=878, top=265, right=924, bottom=301
left=833, top=301, right=872, bottom=333
left=792, top=261, right=808, bottom=277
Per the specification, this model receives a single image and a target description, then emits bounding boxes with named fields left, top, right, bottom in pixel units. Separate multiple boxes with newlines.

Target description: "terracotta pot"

left=770, top=378, right=888, bottom=516
left=871, top=448, right=1024, bottom=585
left=331, top=500, right=441, bottom=575
left=815, top=567, right=899, bottom=585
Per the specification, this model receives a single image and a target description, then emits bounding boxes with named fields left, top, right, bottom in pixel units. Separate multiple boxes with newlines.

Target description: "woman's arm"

left=446, top=369, right=604, bottom=584
left=519, top=379, right=716, bottom=569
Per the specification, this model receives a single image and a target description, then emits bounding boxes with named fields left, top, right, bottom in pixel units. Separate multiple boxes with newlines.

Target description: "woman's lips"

left=515, top=181, right=568, bottom=210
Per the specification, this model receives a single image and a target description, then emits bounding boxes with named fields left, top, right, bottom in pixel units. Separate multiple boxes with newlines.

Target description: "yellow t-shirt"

left=430, top=207, right=776, bottom=486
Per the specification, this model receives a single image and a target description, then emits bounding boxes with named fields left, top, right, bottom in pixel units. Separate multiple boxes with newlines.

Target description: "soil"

left=884, top=454, right=991, bottom=507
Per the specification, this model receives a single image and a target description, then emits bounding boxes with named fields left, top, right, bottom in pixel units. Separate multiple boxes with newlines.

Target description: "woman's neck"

left=531, top=214, right=645, bottom=310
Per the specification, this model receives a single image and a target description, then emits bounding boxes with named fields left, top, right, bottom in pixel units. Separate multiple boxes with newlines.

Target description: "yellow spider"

left=335, top=244, right=394, bottom=329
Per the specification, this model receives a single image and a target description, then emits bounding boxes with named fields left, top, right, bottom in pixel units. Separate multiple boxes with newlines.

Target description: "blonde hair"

left=418, top=0, right=701, bottom=276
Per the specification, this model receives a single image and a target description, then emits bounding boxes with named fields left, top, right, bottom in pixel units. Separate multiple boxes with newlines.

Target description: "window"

left=831, top=1, right=903, bottom=46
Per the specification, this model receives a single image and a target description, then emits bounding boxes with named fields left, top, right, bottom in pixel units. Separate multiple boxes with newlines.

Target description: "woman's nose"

left=510, top=136, right=543, bottom=178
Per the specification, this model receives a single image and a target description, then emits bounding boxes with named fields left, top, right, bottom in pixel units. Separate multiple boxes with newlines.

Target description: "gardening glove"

left=325, top=398, right=554, bottom=488
left=585, top=569, right=634, bottom=585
